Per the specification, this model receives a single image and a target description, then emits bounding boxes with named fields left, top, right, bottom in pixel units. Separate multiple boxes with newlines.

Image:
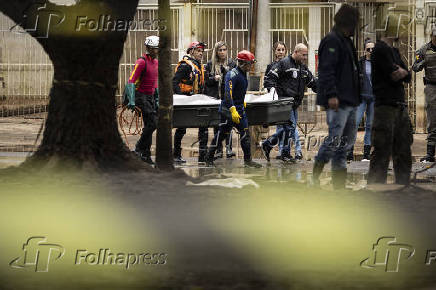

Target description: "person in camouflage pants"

left=424, top=85, right=436, bottom=162
left=413, top=27, right=436, bottom=163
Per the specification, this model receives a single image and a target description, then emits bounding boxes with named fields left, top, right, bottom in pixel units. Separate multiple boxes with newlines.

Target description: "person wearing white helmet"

left=125, top=35, right=159, bottom=165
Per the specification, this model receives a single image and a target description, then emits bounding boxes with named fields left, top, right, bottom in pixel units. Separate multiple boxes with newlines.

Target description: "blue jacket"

left=223, top=66, right=247, bottom=108
left=316, top=27, right=361, bottom=108
left=359, top=57, right=374, bottom=101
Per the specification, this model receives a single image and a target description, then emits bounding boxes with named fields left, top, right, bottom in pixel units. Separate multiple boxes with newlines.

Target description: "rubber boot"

left=244, top=159, right=262, bottom=168
left=260, top=140, right=272, bottom=162
left=347, top=147, right=354, bottom=162
left=198, top=149, right=207, bottom=163
left=362, top=145, right=371, bottom=161
left=205, top=148, right=215, bottom=167
left=312, top=160, right=325, bottom=186
left=420, top=144, right=436, bottom=163
left=332, top=168, right=347, bottom=190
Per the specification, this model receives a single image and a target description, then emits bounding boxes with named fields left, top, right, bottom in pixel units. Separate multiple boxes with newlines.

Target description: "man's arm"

left=224, top=71, right=236, bottom=108
left=124, top=58, right=146, bottom=108
left=172, top=63, right=191, bottom=94
left=128, top=58, right=146, bottom=85
left=263, top=62, right=280, bottom=91
left=398, top=54, right=412, bottom=84
left=305, top=68, right=317, bottom=93
left=412, top=45, right=427, bottom=72
left=318, top=37, right=340, bottom=99
left=372, top=44, right=398, bottom=80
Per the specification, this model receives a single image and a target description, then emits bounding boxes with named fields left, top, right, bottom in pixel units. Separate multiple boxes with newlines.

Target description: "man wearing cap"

left=125, top=35, right=159, bottom=165
left=172, top=41, right=208, bottom=164
left=412, top=27, right=436, bottom=163
left=205, top=50, right=262, bottom=168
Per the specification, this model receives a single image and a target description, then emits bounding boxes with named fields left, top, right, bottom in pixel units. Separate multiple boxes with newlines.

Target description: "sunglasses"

left=366, top=48, right=374, bottom=52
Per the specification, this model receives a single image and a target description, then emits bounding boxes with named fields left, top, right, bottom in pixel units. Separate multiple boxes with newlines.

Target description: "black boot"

left=244, top=159, right=262, bottom=168
left=332, top=168, right=347, bottom=190
left=134, top=150, right=155, bottom=166
left=198, top=148, right=207, bottom=163
left=362, top=145, right=371, bottom=161
left=260, top=140, right=272, bottom=162
left=205, top=149, right=215, bottom=167
left=420, top=144, right=435, bottom=163
left=312, top=160, right=325, bottom=186
left=347, top=148, right=354, bottom=162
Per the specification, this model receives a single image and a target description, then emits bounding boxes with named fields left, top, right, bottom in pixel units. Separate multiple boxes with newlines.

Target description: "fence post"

left=415, top=0, right=426, bottom=133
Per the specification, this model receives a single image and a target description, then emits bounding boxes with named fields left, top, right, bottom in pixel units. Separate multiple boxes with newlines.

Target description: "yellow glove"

left=229, top=106, right=241, bottom=124
left=244, top=101, right=247, bottom=108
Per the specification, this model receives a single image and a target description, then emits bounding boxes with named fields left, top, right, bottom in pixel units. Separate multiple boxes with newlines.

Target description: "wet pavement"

left=176, top=157, right=436, bottom=191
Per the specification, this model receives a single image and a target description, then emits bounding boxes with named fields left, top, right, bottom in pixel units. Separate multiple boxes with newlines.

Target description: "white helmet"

left=144, top=35, right=159, bottom=48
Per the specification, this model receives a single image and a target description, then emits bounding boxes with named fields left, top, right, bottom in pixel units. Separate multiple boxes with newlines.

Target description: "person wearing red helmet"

left=205, top=50, right=262, bottom=168
left=172, top=41, right=208, bottom=164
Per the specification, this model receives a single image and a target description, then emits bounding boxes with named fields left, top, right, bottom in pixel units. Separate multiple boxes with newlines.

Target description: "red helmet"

left=187, top=41, right=206, bottom=53
left=237, top=50, right=256, bottom=62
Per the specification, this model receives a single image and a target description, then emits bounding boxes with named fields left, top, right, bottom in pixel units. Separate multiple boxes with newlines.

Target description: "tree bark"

left=0, top=0, right=148, bottom=171
left=156, top=0, right=174, bottom=171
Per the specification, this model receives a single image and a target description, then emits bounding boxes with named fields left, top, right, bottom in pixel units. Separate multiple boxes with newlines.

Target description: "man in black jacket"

left=347, top=39, right=375, bottom=162
left=312, top=4, right=361, bottom=189
left=367, top=14, right=413, bottom=185
left=261, top=43, right=317, bottom=162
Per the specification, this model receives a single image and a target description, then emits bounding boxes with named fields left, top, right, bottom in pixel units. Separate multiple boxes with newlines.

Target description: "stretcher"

left=173, top=89, right=294, bottom=128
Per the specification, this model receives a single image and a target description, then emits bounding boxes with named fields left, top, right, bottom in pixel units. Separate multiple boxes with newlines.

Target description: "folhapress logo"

left=360, top=237, right=415, bottom=272
left=11, top=0, right=65, bottom=38
left=9, top=236, right=65, bottom=272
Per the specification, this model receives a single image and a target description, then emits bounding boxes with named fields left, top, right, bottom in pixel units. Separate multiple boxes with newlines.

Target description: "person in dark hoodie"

left=367, top=13, right=413, bottom=185
left=347, top=39, right=375, bottom=162
left=204, top=41, right=237, bottom=159
left=312, top=4, right=361, bottom=189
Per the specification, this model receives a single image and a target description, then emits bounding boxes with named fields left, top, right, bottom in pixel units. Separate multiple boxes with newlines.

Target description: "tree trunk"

left=0, top=0, right=147, bottom=171
left=156, top=0, right=174, bottom=171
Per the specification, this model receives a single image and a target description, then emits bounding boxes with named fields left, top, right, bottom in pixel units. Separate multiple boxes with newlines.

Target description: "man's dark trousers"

left=135, top=92, right=157, bottom=157
left=368, top=105, right=413, bottom=185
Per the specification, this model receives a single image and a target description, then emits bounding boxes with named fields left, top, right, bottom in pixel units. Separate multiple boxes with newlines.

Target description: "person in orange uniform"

left=172, top=42, right=208, bottom=164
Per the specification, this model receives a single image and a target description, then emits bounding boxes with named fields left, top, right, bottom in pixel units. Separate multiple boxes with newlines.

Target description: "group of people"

left=126, top=3, right=436, bottom=187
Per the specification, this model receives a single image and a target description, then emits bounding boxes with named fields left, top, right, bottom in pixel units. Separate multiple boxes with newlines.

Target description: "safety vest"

left=175, top=56, right=205, bottom=94
left=425, top=49, right=436, bottom=83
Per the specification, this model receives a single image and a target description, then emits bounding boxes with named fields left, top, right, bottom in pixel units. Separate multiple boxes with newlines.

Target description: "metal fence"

left=0, top=14, right=53, bottom=117
left=193, top=3, right=250, bottom=61
left=117, top=4, right=182, bottom=102
left=0, top=2, right=336, bottom=118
